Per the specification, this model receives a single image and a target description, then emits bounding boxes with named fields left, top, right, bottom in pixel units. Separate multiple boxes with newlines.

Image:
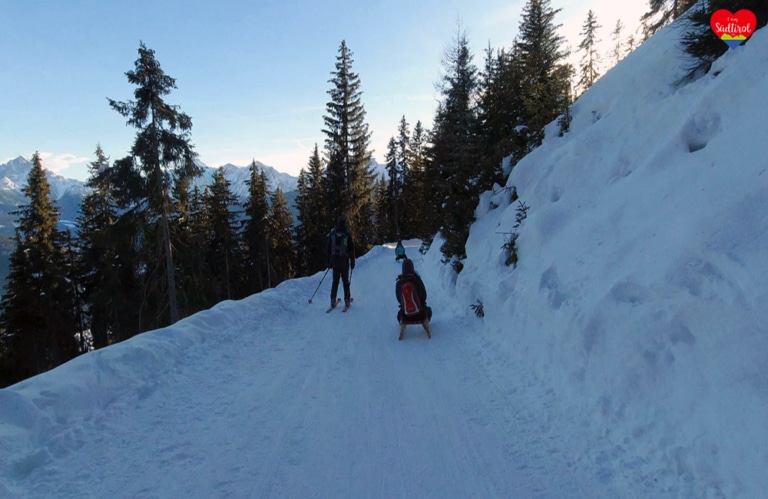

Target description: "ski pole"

left=308, top=268, right=330, bottom=304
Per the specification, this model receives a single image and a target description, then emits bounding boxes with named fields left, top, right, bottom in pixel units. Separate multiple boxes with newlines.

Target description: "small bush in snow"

left=470, top=299, right=485, bottom=318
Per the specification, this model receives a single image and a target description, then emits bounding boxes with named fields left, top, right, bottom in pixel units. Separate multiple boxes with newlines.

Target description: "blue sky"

left=1, top=0, right=646, bottom=180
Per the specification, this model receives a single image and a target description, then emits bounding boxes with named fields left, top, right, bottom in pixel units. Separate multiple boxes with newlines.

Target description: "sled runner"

left=398, top=317, right=431, bottom=340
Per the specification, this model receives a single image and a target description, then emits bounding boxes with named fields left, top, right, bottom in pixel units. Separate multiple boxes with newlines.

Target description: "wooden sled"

left=398, top=318, right=431, bottom=340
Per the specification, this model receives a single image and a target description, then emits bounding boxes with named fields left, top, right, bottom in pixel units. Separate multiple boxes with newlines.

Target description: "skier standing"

left=327, top=216, right=355, bottom=309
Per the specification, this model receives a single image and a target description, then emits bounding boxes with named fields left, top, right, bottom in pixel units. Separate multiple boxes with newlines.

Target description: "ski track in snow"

left=1, top=242, right=613, bottom=498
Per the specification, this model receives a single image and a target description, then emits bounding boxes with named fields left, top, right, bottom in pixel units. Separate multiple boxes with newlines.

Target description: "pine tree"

left=403, top=120, right=430, bottom=240
left=205, top=167, right=240, bottom=302
left=266, top=188, right=296, bottom=285
left=429, top=26, right=480, bottom=269
left=396, top=116, right=411, bottom=174
left=108, top=42, right=202, bottom=325
left=75, top=146, right=124, bottom=349
left=384, top=136, right=401, bottom=241
left=609, top=19, right=626, bottom=66
left=295, top=145, right=328, bottom=276
left=393, top=115, right=411, bottom=238
left=322, top=40, right=376, bottom=252
left=372, top=174, right=392, bottom=245
left=475, top=43, right=522, bottom=188
left=627, top=27, right=639, bottom=54
left=642, top=0, right=699, bottom=38
left=577, top=10, right=602, bottom=94
left=176, top=184, right=214, bottom=312
left=0, top=152, right=80, bottom=386
left=513, top=0, right=572, bottom=157
left=241, top=161, right=270, bottom=293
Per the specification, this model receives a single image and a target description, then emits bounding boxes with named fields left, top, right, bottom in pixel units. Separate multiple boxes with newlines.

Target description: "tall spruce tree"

left=241, top=161, right=270, bottom=293
left=205, top=167, right=240, bottom=302
left=476, top=43, right=523, bottom=188
left=577, top=10, right=602, bottom=94
left=108, top=42, right=201, bottom=325
left=642, top=0, right=699, bottom=38
left=609, top=19, right=626, bottom=66
left=322, top=40, right=376, bottom=252
left=0, top=152, right=80, bottom=386
left=513, top=0, right=572, bottom=158
left=266, top=188, right=296, bottom=286
left=384, top=136, right=401, bottom=241
left=295, top=145, right=328, bottom=276
left=429, top=26, right=480, bottom=270
left=394, top=115, right=412, bottom=238
left=372, top=174, right=392, bottom=245
left=75, top=146, right=125, bottom=349
left=403, top=120, right=430, bottom=240
left=176, top=184, right=214, bottom=312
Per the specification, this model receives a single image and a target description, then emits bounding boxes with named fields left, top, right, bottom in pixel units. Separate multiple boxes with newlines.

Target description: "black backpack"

left=331, top=230, right=348, bottom=257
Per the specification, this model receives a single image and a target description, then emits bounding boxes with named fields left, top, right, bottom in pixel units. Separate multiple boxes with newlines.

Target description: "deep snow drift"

left=1, top=19, right=767, bottom=499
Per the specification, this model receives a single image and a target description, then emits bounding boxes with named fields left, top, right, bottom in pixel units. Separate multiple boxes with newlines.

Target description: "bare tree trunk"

left=160, top=199, right=179, bottom=323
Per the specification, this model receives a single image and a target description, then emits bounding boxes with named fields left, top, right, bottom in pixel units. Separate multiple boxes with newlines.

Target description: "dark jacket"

left=327, top=222, right=355, bottom=268
left=395, top=259, right=427, bottom=307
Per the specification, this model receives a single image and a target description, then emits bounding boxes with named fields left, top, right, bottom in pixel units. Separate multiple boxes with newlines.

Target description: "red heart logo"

left=710, top=9, right=757, bottom=48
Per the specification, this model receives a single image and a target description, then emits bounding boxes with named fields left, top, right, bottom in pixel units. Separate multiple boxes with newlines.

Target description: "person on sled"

left=395, top=240, right=406, bottom=262
left=327, top=215, right=355, bottom=309
left=395, top=258, right=432, bottom=323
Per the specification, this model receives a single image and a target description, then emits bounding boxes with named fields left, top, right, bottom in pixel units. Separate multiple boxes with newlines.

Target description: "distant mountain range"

left=0, top=155, right=302, bottom=288
left=0, top=155, right=300, bottom=230
left=0, top=154, right=385, bottom=286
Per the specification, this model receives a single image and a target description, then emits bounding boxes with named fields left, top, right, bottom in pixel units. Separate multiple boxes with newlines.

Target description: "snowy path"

left=2, top=242, right=607, bottom=498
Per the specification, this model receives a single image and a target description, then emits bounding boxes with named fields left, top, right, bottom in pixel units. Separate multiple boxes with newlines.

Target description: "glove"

left=350, top=259, right=356, bottom=270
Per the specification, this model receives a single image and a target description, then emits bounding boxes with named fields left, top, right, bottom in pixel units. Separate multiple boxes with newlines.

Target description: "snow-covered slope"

left=454, top=21, right=768, bottom=496
left=1, top=20, right=767, bottom=499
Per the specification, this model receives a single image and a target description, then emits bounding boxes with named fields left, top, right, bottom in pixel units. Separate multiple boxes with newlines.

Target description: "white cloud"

left=37, top=152, right=90, bottom=174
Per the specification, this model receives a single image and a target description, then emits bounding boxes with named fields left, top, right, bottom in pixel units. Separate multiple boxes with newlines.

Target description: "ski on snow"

left=326, top=298, right=341, bottom=313
left=326, top=298, right=354, bottom=313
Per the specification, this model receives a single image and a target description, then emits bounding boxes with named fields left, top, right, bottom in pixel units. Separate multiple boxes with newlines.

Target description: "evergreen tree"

left=475, top=43, right=522, bottom=188
left=295, top=145, right=328, bottom=276
left=241, top=161, right=270, bottom=293
left=429, top=26, right=480, bottom=269
left=403, top=120, right=430, bottom=240
left=75, top=146, right=124, bottom=349
left=92, top=155, right=150, bottom=338
left=372, top=174, right=392, bottom=245
left=108, top=42, right=202, bottom=325
left=627, top=27, right=639, bottom=54
left=205, top=167, right=240, bottom=302
left=609, top=19, right=626, bottom=66
left=266, top=188, right=296, bottom=285
left=396, top=115, right=411, bottom=174
left=577, top=10, right=602, bottom=94
left=642, top=0, right=699, bottom=38
left=0, top=152, right=80, bottom=386
left=513, top=0, right=572, bottom=158
left=390, top=115, right=411, bottom=241
left=176, top=184, right=214, bottom=312
left=322, top=40, right=376, bottom=253
left=384, top=136, right=401, bottom=241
